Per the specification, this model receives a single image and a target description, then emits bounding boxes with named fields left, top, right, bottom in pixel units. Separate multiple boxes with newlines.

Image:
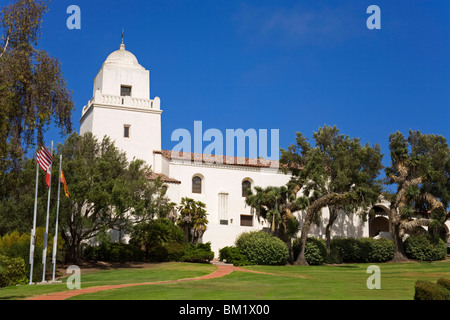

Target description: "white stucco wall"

left=164, top=161, right=292, bottom=255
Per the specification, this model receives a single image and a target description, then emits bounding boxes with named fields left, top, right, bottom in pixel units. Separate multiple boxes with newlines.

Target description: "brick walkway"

left=27, top=263, right=269, bottom=300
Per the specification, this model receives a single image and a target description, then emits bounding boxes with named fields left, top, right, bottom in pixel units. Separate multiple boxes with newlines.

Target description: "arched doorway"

left=370, top=216, right=390, bottom=237
left=369, top=205, right=390, bottom=238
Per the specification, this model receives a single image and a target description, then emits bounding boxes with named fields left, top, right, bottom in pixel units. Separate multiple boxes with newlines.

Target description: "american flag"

left=36, top=146, right=53, bottom=172
left=37, top=146, right=53, bottom=187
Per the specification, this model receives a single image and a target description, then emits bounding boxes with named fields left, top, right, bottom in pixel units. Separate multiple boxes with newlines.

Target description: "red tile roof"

left=153, top=150, right=280, bottom=169
left=146, top=172, right=181, bottom=184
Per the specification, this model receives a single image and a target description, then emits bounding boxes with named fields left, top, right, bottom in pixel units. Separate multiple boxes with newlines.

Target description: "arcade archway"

left=369, top=205, right=390, bottom=238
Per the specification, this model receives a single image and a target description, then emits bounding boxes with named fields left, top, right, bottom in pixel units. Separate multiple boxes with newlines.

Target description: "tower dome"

left=103, top=43, right=144, bottom=70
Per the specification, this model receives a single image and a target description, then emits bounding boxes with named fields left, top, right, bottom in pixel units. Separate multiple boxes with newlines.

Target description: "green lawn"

left=0, top=262, right=215, bottom=300
left=1, top=260, right=449, bottom=300
left=68, top=260, right=450, bottom=300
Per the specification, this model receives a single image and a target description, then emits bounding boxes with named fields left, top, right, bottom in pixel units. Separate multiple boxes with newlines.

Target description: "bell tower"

left=79, top=42, right=162, bottom=169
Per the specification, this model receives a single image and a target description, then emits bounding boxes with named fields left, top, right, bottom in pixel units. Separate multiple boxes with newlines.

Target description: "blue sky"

left=15, top=0, right=450, bottom=168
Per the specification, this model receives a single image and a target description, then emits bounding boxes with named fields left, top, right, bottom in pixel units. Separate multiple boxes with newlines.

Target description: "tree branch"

left=0, top=36, right=9, bottom=58
left=400, top=218, right=430, bottom=231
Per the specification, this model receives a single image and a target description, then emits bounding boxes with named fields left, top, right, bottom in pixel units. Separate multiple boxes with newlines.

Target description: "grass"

left=69, top=260, right=450, bottom=300
left=1, top=259, right=449, bottom=300
left=0, top=262, right=215, bottom=300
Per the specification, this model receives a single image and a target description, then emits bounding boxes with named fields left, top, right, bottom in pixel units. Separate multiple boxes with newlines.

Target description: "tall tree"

left=281, top=125, right=383, bottom=265
left=384, top=130, right=449, bottom=261
left=0, top=0, right=73, bottom=177
left=56, top=132, right=168, bottom=263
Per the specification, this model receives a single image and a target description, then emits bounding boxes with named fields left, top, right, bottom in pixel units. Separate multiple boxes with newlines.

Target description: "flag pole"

left=41, top=141, right=53, bottom=283
left=52, top=154, right=62, bottom=282
left=29, top=158, right=39, bottom=285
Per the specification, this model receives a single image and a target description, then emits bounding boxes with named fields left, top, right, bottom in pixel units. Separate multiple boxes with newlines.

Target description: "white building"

left=80, top=42, right=450, bottom=255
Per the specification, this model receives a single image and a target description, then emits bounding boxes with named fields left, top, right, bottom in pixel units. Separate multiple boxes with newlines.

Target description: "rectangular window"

left=121, top=85, right=132, bottom=96
left=240, top=215, right=253, bottom=227
left=218, top=193, right=228, bottom=224
left=124, top=125, right=130, bottom=138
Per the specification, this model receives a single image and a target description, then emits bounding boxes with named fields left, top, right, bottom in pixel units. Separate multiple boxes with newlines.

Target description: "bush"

left=414, top=280, right=450, bottom=300
left=293, top=238, right=328, bottom=265
left=404, top=235, right=447, bottom=261
left=148, top=245, right=168, bottom=262
left=181, top=242, right=214, bottom=263
left=0, top=255, right=28, bottom=288
left=219, top=246, right=251, bottom=266
left=165, top=242, right=186, bottom=262
left=83, top=243, right=145, bottom=263
left=129, top=218, right=185, bottom=261
left=437, top=278, right=450, bottom=291
left=0, top=228, right=64, bottom=281
left=361, top=238, right=395, bottom=262
left=330, top=238, right=395, bottom=263
left=235, top=231, right=288, bottom=265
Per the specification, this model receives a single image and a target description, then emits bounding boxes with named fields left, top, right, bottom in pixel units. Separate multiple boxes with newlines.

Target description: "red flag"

left=37, top=146, right=53, bottom=187
left=45, top=168, right=51, bottom=187
left=60, top=169, right=69, bottom=197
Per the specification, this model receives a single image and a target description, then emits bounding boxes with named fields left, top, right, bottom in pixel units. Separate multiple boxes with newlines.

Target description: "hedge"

left=83, top=243, right=145, bottom=263
left=414, top=279, right=450, bottom=300
left=181, top=242, right=214, bottom=263
left=235, top=231, right=289, bottom=265
left=219, top=246, right=252, bottom=266
left=292, top=238, right=328, bottom=265
left=403, top=235, right=447, bottom=261
left=330, top=237, right=395, bottom=263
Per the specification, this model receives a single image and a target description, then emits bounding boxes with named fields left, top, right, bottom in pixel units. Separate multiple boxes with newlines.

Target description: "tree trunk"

left=69, top=237, right=80, bottom=264
left=293, top=215, right=311, bottom=266
left=294, top=193, right=349, bottom=266
left=389, top=204, right=409, bottom=262
left=184, top=225, right=190, bottom=245
left=391, top=222, right=409, bottom=262
left=325, top=206, right=338, bottom=254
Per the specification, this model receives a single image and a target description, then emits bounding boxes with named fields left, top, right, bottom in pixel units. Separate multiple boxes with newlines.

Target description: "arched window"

left=192, top=176, right=202, bottom=194
left=242, top=180, right=251, bottom=197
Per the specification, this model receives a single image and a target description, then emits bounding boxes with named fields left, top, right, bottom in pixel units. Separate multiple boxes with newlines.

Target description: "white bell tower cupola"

left=80, top=41, right=162, bottom=170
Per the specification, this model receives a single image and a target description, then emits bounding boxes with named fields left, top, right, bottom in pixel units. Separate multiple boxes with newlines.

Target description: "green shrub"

left=0, top=255, right=28, bottom=288
left=148, top=245, right=168, bottom=262
left=129, top=218, right=185, bottom=261
left=330, top=238, right=361, bottom=262
left=235, top=231, right=288, bottom=265
left=219, top=246, right=251, bottom=266
left=361, top=238, right=395, bottom=262
left=181, top=242, right=214, bottom=263
left=83, top=243, right=145, bottom=263
left=0, top=228, right=64, bottom=281
left=437, top=278, right=450, bottom=291
left=292, top=238, right=328, bottom=265
left=404, top=235, right=447, bottom=261
left=414, top=280, right=450, bottom=300
left=165, top=242, right=186, bottom=262
left=330, top=238, right=395, bottom=263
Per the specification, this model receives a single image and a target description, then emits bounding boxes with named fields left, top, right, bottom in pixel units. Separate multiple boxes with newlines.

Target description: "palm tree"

left=192, top=201, right=208, bottom=244
left=246, top=184, right=306, bottom=246
left=177, top=197, right=209, bottom=244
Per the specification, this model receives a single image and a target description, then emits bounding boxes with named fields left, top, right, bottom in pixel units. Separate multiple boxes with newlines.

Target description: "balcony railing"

left=82, top=90, right=160, bottom=115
